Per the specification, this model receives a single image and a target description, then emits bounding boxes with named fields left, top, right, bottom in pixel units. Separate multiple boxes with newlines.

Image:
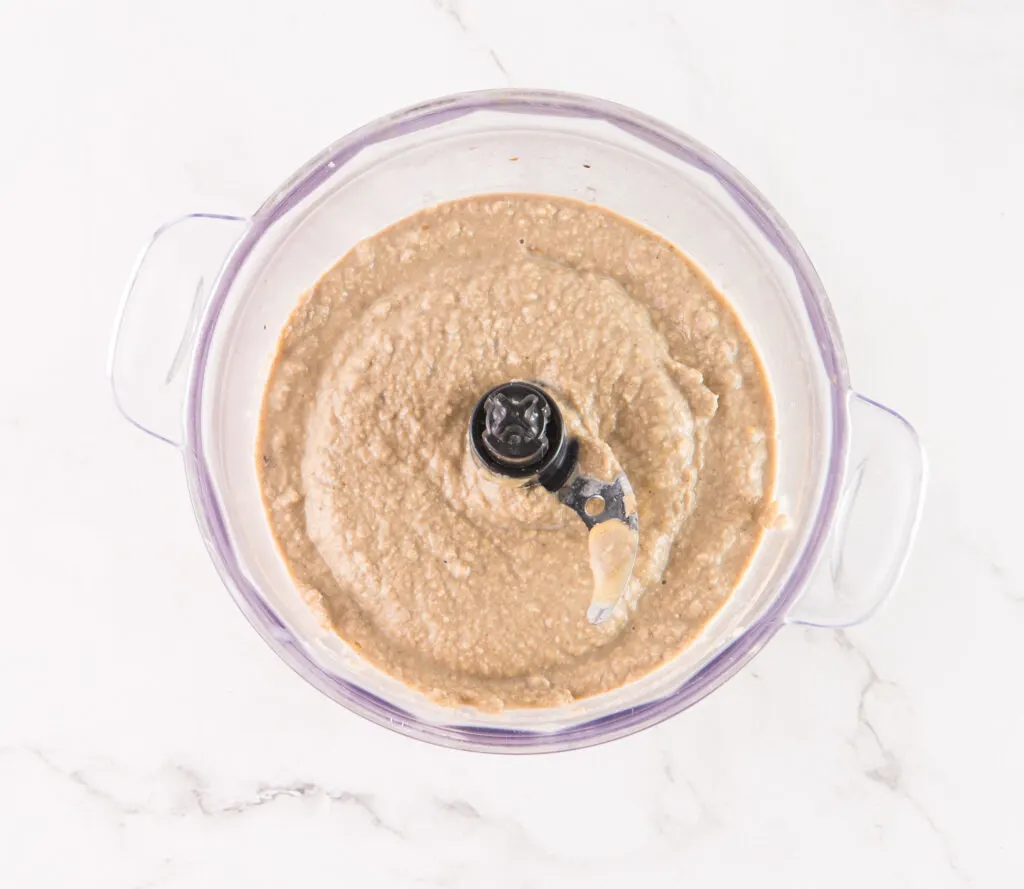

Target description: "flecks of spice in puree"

left=258, top=195, right=775, bottom=710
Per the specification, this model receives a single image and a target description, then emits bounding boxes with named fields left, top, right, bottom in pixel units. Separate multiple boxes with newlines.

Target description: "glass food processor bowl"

left=110, top=90, right=926, bottom=753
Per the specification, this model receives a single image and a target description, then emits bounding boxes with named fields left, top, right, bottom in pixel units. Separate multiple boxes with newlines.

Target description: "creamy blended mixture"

left=258, top=195, right=775, bottom=709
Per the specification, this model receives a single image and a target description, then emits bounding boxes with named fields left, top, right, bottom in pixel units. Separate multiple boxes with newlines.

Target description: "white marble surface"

left=2, top=0, right=1022, bottom=885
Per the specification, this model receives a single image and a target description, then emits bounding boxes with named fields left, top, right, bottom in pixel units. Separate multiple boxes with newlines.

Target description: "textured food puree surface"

left=258, top=195, right=776, bottom=710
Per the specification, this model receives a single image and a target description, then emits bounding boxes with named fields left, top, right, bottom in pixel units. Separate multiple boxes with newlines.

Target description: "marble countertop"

left=2, top=1, right=1021, bottom=886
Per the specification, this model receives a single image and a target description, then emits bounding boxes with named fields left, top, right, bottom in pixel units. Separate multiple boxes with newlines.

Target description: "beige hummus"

left=258, top=194, right=775, bottom=710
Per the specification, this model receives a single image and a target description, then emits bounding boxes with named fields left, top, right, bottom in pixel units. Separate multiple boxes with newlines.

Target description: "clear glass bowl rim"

left=183, top=88, right=850, bottom=753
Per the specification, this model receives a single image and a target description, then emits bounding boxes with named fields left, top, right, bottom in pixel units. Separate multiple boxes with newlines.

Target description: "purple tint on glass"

left=182, top=90, right=850, bottom=753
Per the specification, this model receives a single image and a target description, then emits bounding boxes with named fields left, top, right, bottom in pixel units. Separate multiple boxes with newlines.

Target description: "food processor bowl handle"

left=108, top=214, right=247, bottom=447
left=786, top=393, right=927, bottom=628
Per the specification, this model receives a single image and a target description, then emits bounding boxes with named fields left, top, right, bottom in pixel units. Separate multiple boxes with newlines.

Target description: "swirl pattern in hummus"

left=258, top=195, right=775, bottom=709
